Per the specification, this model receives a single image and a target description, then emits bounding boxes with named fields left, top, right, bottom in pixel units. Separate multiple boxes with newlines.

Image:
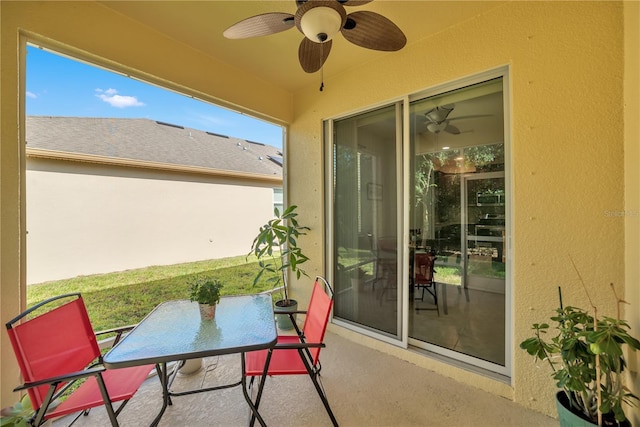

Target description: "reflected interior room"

left=332, top=77, right=507, bottom=371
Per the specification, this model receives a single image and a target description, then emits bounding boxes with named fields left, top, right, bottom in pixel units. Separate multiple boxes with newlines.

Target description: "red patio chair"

left=414, top=251, right=439, bottom=315
left=245, top=276, right=338, bottom=427
left=5, top=293, right=153, bottom=426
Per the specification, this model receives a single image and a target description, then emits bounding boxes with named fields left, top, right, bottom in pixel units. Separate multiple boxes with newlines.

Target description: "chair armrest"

left=95, top=324, right=137, bottom=336
left=273, top=310, right=307, bottom=315
left=13, top=366, right=106, bottom=391
left=95, top=324, right=138, bottom=347
left=275, top=342, right=325, bottom=350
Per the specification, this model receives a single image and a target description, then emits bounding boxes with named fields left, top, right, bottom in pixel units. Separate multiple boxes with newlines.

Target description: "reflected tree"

left=414, top=144, right=504, bottom=244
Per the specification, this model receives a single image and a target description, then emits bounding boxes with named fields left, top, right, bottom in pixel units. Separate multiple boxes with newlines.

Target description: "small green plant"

left=520, top=284, right=640, bottom=426
left=187, top=276, right=223, bottom=305
left=0, top=394, right=33, bottom=427
left=249, top=205, right=310, bottom=305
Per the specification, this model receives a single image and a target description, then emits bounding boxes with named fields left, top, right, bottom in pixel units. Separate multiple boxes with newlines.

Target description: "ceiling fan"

left=424, top=104, right=490, bottom=135
left=223, top=0, right=407, bottom=74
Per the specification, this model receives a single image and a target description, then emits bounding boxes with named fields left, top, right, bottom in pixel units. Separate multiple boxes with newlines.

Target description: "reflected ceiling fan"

left=223, top=0, right=407, bottom=75
left=424, top=104, right=490, bottom=135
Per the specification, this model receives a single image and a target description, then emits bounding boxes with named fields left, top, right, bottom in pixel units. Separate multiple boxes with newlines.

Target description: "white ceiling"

left=100, top=1, right=505, bottom=93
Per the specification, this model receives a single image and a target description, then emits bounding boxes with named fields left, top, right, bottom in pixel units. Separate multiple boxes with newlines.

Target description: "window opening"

left=25, top=43, right=284, bottom=297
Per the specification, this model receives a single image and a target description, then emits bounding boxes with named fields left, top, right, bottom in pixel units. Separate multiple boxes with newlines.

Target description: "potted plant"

left=350, top=267, right=367, bottom=290
left=0, top=394, right=34, bottom=427
left=520, top=283, right=640, bottom=427
left=249, top=205, right=310, bottom=330
left=188, top=275, right=223, bottom=321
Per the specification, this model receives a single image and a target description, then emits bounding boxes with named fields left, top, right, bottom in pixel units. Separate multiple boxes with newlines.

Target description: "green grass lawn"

left=27, top=255, right=279, bottom=331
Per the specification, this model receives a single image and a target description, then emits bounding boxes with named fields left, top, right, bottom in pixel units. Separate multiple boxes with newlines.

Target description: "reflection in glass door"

left=327, top=73, right=508, bottom=374
left=331, top=104, right=402, bottom=339
left=464, top=173, right=506, bottom=296
left=408, top=77, right=508, bottom=373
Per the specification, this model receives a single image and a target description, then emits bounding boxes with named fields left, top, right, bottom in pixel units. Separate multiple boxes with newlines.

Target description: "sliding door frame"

left=324, top=66, right=512, bottom=378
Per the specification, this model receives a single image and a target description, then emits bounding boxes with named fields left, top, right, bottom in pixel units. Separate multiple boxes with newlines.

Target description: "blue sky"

left=26, top=46, right=283, bottom=149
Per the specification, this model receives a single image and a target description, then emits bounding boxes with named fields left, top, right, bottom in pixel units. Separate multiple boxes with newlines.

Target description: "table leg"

left=243, top=349, right=273, bottom=427
left=150, top=362, right=171, bottom=427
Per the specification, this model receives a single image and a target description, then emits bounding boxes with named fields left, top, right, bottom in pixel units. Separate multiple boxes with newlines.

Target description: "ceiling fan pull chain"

left=319, top=44, right=325, bottom=92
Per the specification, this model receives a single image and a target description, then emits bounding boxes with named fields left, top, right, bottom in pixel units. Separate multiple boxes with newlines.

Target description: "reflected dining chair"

left=414, top=251, right=439, bottom=315
left=5, top=293, right=153, bottom=427
left=244, top=276, right=338, bottom=427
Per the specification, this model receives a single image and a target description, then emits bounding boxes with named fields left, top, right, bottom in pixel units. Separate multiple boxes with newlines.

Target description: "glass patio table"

left=103, top=294, right=277, bottom=427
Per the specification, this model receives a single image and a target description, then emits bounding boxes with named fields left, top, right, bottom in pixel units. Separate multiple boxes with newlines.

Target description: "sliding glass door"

left=327, top=71, right=509, bottom=375
left=331, top=103, right=402, bottom=339
left=408, top=77, right=507, bottom=372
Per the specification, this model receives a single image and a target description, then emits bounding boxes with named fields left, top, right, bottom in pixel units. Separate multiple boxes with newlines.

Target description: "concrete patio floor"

left=54, top=331, right=556, bottom=427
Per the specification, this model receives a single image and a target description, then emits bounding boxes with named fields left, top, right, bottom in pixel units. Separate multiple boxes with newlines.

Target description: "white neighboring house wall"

left=25, top=116, right=283, bottom=284
left=26, top=158, right=277, bottom=284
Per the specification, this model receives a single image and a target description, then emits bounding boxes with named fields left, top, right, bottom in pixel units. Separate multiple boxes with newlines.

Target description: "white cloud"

left=95, top=88, right=145, bottom=108
left=26, top=91, right=37, bottom=99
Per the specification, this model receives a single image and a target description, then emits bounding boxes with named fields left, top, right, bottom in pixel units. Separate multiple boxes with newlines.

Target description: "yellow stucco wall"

left=1, top=0, right=638, bottom=421
left=289, top=1, right=638, bottom=418
left=624, top=2, right=640, bottom=425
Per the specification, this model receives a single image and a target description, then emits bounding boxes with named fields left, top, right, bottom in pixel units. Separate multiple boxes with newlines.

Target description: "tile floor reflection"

left=334, top=277, right=505, bottom=366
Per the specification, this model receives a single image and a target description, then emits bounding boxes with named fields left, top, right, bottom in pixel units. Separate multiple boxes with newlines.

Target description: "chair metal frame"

left=244, top=276, right=338, bottom=427
left=5, top=293, right=153, bottom=427
left=368, top=234, right=398, bottom=291
left=414, top=251, right=439, bottom=315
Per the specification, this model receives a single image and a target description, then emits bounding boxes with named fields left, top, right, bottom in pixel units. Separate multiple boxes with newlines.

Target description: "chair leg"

left=432, top=284, right=439, bottom=316
left=415, top=283, right=439, bottom=316
left=66, top=409, right=89, bottom=427
left=95, top=374, right=119, bottom=427
left=246, top=349, right=272, bottom=427
left=310, top=372, right=339, bottom=427
left=299, top=350, right=338, bottom=427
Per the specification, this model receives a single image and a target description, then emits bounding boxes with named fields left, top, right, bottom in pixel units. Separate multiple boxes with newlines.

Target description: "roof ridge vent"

left=156, top=121, right=184, bottom=129
left=246, top=140, right=265, bottom=146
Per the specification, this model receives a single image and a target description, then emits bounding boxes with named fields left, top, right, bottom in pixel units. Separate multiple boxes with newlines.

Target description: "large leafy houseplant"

left=520, top=284, right=640, bottom=426
left=0, top=394, right=33, bottom=427
left=249, top=205, right=310, bottom=306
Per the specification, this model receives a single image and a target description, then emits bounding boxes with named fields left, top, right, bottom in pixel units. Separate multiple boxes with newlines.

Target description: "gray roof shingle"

left=26, top=116, right=283, bottom=178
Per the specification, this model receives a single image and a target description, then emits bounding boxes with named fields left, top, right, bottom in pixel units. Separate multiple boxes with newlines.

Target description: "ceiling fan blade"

left=299, top=38, right=332, bottom=73
left=445, top=124, right=461, bottom=135
left=223, top=13, right=295, bottom=39
left=425, top=105, right=455, bottom=123
left=300, top=0, right=372, bottom=6
left=341, top=11, right=406, bottom=51
left=448, top=114, right=493, bottom=122
left=340, top=0, right=374, bottom=6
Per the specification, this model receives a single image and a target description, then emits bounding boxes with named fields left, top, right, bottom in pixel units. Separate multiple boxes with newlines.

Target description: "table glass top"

left=104, top=294, right=276, bottom=368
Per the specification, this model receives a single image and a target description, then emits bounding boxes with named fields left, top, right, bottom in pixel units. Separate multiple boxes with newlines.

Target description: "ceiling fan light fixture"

left=427, top=122, right=448, bottom=134
left=300, top=5, right=344, bottom=43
